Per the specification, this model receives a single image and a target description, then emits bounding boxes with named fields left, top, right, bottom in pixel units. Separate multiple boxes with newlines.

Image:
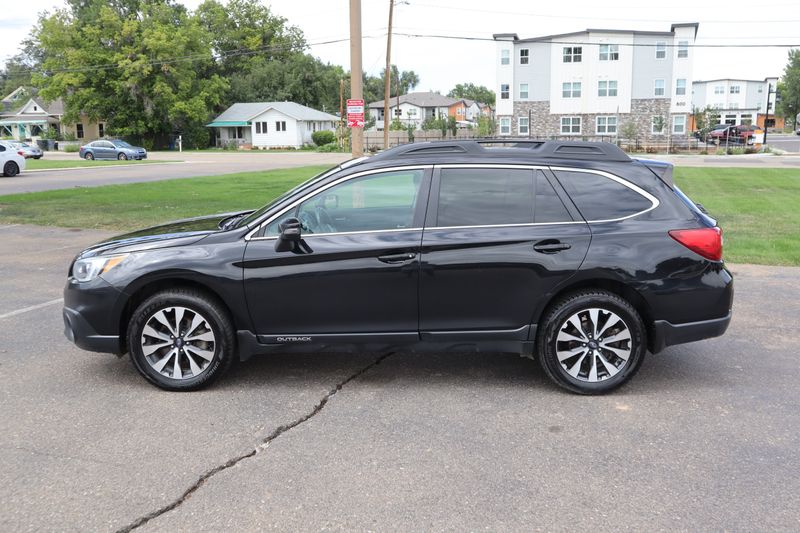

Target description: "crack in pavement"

left=116, top=351, right=394, bottom=533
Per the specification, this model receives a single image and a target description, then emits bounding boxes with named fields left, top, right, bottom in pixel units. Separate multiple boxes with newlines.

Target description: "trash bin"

left=36, top=139, right=48, bottom=151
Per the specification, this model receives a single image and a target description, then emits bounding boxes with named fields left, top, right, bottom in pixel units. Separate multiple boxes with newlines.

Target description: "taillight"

left=18, top=151, right=24, bottom=156
left=669, top=227, right=723, bottom=261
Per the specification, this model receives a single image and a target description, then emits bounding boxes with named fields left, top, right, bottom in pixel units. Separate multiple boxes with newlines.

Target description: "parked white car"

left=0, top=140, right=27, bottom=177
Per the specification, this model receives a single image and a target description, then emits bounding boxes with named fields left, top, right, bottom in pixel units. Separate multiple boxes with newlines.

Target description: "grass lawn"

left=26, top=159, right=171, bottom=170
left=0, top=165, right=797, bottom=266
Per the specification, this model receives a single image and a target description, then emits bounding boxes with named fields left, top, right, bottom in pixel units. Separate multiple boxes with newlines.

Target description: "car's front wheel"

left=118, top=152, right=128, bottom=160
left=127, top=289, right=236, bottom=391
left=537, top=290, right=646, bottom=395
left=84, top=152, right=94, bottom=160
left=2, top=161, right=19, bottom=177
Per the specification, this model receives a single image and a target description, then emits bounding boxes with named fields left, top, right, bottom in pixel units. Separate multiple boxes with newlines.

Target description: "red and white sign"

left=346, top=98, right=365, bottom=128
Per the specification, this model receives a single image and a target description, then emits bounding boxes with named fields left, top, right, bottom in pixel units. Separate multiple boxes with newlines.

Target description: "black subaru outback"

left=64, top=140, right=732, bottom=394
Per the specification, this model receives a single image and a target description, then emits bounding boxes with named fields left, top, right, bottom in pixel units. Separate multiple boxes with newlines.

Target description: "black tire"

left=85, top=152, right=94, bottom=160
left=127, top=289, right=236, bottom=391
left=34, top=156, right=42, bottom=160
left=118, top=152, right=127, bottom=160
left=537, top=290, right=646, bottom=395
left=3, top=161, right=19, bottom=177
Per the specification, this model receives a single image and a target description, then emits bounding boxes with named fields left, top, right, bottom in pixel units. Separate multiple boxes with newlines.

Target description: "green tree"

left=0, top=56, right=34, bottom=97
left=447, top=83, right=495, bottom=106
left=30, top=0, right=227, bottom=147
left=777, top=50, right=800, bottom=129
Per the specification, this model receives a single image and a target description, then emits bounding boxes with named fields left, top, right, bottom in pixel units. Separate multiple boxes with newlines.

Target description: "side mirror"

left=274, top=217, right=302, bottom=252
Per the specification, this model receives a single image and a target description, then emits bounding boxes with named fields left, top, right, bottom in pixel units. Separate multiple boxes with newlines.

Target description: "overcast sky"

left=1, top=0, right=798, bottom=92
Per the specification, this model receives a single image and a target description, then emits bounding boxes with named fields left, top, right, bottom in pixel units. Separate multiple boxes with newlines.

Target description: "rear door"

left=419, top=165, right=591, bottom=339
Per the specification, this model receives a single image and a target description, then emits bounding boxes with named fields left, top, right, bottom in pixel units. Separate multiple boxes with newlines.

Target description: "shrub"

left=311, top=130, right=336, bottom=146
left=317, top=142, right=341, bottom=153
left=63, top=144, right=80, bottom=153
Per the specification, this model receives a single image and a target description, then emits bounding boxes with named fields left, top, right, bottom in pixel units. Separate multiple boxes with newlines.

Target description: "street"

left=0, top=224, right=798, bottom=531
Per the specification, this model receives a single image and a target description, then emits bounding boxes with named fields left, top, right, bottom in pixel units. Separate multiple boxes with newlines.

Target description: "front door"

left=243, top=167, right=431, bottom=341
left=419, top=166, right=591, bottom=338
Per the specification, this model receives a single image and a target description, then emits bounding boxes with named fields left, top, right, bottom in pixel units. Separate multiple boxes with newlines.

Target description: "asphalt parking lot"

left=1, top=223, right=799, bottom=531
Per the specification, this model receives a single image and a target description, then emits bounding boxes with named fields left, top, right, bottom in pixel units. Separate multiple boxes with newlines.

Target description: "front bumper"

left=63, top=306, right=121, bottom=353
left=63, top=277, right=125, bottom=354
left=651, top=311, right=732, bottom=354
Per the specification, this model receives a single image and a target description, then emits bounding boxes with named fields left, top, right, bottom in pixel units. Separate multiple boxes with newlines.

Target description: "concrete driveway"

left=0, top=223, right=799, bottom=531
left=0, top=151, right=351, bottom=195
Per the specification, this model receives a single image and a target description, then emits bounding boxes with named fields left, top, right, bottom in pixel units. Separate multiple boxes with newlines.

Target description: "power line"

left=393, top=32, right=800, bottom=48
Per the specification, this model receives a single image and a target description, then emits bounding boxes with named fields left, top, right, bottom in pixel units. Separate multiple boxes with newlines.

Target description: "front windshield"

left=112, top=140, right=132, bottom=148
left=236, top=164, right=346, bottom=228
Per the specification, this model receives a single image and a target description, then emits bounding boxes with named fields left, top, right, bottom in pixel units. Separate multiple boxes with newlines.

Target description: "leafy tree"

left=0, top=56, right=35, bottom=98
left=619, top=121, right=638, bottom=140
left=447, top=83, right=495, bottom=106
left=477, top=115, right=495, bottom=136
left=362, top=65, right=420, bottom=104
left=389, top=118, right=405, bottom=131
left=692, top=105, right=720, bottom=139
left=777, top=50, right=800, bottom=128
left=447, top=116, right=457, bottom=137
left=30, top=0, right=227, bottom=147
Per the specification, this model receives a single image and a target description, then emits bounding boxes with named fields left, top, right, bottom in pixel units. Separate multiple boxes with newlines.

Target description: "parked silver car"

left=79, top=140, right=147, bottom=160
left=9, top=141, right=43, bottom=159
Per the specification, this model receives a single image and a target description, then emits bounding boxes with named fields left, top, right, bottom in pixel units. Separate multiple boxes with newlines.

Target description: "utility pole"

left=349, top=0, right=364, bottom=157
left=383, top=0, right=394, bottom=149
left=339, top=78, right=345, bottom=149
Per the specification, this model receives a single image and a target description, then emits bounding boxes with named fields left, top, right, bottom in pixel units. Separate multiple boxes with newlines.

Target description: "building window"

left=262, top=121, right=268, bottom=133
left=677, top=41, right=689, bottom=58
left=520, top=49, right=529, bottom=65
left=76, top=124, right=84, bottom=139
left=98, top=123, right=105, bottom=137
left=256, top=122, right=262, bottom=134
left=724, top=114, right=737, bottom=125
left=599, top=44, right=619, bottom=61
left=519, top=83, right=529, bottom=99
left=758, top=85, right=763, bottom=93
left=676, top=78, right=687, bottom=96
left=651, top=115, right=665, bottom=134
left=275, top=121, right=287, bottom=132
left=563, top=46, right=582, bottom=63
left=499, top=117, right=511, bottom=135
left=596, top=116, right=617, bottom=134
left=730, top=85, right=740, bottom=94
left=714, top=103, right=723, bottom=110
left=740, top=114, right=753, bottom=125
left=560, top=116, right=581, bottom=134
left=500, top=84, right=510, bottom=100
left=518, top=117, right=529, bottom=135
left=562, top=82, right=581, bottom=98
left=598, top=80, right=617, bottom=97
left=714, top=85, right=724, bottom=95
left=673, top=115, right=686, bottom=134
left=655, top=41, right=666, bottom=59
left=501, top=49, right=510, bottom=65
left=729, top=103, right=738, bottom=109
left=654, top=79, right=665, bottom=97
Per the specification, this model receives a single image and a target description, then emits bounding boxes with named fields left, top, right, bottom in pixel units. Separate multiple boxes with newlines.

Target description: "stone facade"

left=503, top=98, right=687, bottom=139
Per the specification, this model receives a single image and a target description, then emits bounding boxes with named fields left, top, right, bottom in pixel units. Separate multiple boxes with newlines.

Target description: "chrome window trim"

left=426, top=221, right=585, bottom=231
left=249, top=227, right=424, bottom=242
left=549, top=166, right=660, bottom=223
left=244, top=165, right=432, bottom=241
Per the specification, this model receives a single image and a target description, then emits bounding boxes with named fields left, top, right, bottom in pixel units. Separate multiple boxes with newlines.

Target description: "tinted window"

left=556, top=170, right=653, bottom=221
left=438, top=168, right=534, bottom=227
left=535, top=174, right=572, bottom=223
left=266, top=169, right=424, bottom=235
left=0, top=144, right=5, bottom=152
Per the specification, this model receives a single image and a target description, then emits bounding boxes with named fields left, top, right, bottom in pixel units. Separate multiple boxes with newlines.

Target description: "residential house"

left=207, top=102, right=339, bottom=149
left=691, top=77, right=783, bottom=130
left=494, top=23, right=698, bottom=138
left=0, top=87, right=105, bottom=141
left=368, top=92, right=457, bottom=130
left=447, top=99, right=484, bottom=124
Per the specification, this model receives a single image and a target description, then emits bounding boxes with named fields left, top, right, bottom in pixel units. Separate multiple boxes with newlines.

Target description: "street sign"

left=346, top=98, right=365, bottom=128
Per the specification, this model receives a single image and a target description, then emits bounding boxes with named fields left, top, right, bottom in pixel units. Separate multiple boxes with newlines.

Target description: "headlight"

left=72, top=254, right=129, bottom=282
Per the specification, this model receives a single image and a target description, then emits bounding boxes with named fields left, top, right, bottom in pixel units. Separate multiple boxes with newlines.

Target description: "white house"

left=1, top=87, right=106, bottom=141
left=368, top=92, right=457, bottom=130
left=207, top=102, right=339, bottom=149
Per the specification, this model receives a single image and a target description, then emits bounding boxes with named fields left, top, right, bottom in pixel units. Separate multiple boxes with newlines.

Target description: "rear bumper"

left=650, top=311, right=732, bottom=354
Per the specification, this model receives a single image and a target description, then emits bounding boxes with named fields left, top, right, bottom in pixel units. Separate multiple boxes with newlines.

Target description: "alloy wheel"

left=140, top=306, right=216, bottom=380
left=555, top=307, right=632, bottom=383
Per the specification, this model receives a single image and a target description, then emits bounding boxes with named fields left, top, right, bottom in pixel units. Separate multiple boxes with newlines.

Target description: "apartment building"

left=494, top=23, right=698, bottom=139
left=691, top=77, right=783, bottom=129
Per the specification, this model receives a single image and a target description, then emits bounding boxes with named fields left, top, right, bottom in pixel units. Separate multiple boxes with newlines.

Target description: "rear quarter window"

left=555, top=170, right=655, bottom=221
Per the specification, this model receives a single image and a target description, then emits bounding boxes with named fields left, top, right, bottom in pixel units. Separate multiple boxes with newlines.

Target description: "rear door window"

left=554, top=170, right=654, bottom=221
left=435, top=168, right=573, bottom=227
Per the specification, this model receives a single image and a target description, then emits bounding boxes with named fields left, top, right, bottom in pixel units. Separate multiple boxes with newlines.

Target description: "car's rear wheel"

left=118, top=152, right=127, bottom=160
left=84, top=152, right=94, bottom=160
left=2, top=161, right=19, bottom=177
left=537, top=290, right=646, bottom=395
left=127, top=289, right=236, bottom=391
